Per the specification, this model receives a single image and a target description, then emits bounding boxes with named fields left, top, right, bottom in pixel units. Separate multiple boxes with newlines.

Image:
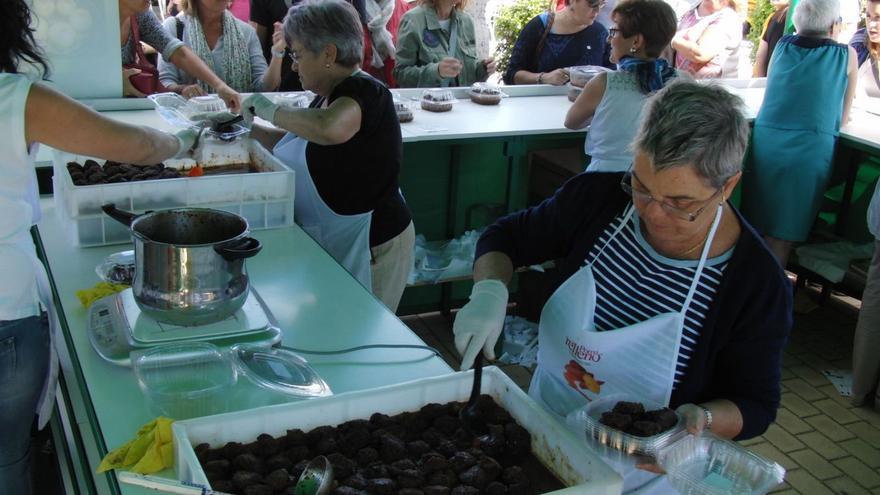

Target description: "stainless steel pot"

left=102, top=204, right=262, bottom=326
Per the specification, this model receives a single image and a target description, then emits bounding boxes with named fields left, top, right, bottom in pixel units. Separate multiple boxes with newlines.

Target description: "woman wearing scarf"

left=158, top=0, right=284, bottom=96
left=565, top=0, right=677, bottom=172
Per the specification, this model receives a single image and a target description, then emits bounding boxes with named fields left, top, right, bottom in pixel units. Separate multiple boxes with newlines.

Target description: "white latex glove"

left=453, top=279, right=508, bottom=371
left=242, top=93, right=280, bottom=125
left=173, top=128, right=200, bottom=158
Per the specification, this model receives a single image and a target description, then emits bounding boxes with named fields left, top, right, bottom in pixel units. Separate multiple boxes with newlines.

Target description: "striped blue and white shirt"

left=585, top=212, right=733, bottom=389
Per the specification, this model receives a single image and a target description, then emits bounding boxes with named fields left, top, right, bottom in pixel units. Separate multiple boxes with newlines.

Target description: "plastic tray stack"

left=52, top=138, right=295, bottom=247
left=658, top=434, right=786, bottom=495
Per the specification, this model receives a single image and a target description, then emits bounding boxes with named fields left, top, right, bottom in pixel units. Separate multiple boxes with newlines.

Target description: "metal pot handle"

left=214, top=237, right=262, bottom=261
left=101, top=203, right=141, bottom=227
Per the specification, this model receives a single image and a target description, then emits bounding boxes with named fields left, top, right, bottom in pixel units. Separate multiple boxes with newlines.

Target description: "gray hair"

left=633, top=80, right=749, bottom=188
left=283, top=0, right=364, bottom=67
left=793, top=0, right=840, bottom=36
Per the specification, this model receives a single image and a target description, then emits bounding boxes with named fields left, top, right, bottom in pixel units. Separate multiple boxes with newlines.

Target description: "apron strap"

left=586, top=203, right=636, bottom=267
left=680, top=203, right=724, bottom=313
left=441, top=18, right=459, bottom=88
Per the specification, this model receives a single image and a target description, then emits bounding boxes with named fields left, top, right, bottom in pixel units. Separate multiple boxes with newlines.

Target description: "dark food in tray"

left=599, top=401, right=678, bottom=438
left=421, top=91, right=454, bottom=112
left=66, top=159, right=180, bottom=186
left=395, top=101, right=414, bottom=123
left=67, top=159, right=257, bottom=186
left=469, top=84, right=503, bottom=105
left=105, top=263, right=135, bottom=285
left=194, top=396, right=564, bottom=495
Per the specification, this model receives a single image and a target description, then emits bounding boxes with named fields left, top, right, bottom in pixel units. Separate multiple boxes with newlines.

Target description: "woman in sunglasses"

left=565, top=0, right=677, bottom=172
left=503, top=0, right=613, bottom=85
left=454, top=81, right=791, bottom=492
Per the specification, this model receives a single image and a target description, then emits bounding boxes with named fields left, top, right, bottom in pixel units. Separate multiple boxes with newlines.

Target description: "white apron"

left=273, top=133, right=373, bottom=288
left=528, top=203, right=724, bottom=494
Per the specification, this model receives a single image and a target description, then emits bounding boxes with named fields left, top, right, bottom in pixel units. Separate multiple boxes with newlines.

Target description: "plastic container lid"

left=657, top=432, right=785, bottom=494
left=229, top=344, right=332, bottom=398
left=189, top=95, right=225, bottom=113
left=147, top=92, right=249, bottom=141
left=568, top=65, right=612, bottom=87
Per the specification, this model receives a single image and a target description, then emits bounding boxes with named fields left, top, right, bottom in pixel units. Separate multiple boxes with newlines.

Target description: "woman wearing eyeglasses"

left=671, top=0, right=743, bottom=78
left=503, top=0, right=612, bottom=85
left=741, top=0, right=856, bottom=267
left=453, top=81, right=791, bottom=493
left=241, top=0, right=414, bottom=313
left=565, top=0, right=677, bottom=172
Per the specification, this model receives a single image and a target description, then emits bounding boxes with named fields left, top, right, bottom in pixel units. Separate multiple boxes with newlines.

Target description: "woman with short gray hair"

left=453, top=80, right=791, bottom=492
left=741, top=0, right=857, bottom=267
left=242, top=0, right=415, bottom=312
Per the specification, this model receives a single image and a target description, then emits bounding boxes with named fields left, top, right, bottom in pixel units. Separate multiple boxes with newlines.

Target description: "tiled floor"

left=401, top=289, right=880, bottom=495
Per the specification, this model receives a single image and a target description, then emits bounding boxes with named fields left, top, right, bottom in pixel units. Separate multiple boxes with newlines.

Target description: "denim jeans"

left=0, top=314, right=49, bottom=495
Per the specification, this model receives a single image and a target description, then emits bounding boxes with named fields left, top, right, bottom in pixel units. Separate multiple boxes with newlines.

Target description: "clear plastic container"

left=95, top=250, right=135, bottom=284
left=568, top=65, right=612, bottom=88
left=394, top=97, right=414, bottom=123
left=188, top=95, right=225, bottom=113
left=420, top=89, right=455, bottom=112
left=468, top=83, right=504, bottom=105
left=275, top=91, right=314, bottom=109
left=52, top=138, right=295, bottom=247
left=229, top=344, right=331, bottom=399
left=567, top=83, right=583, bottom=102
left=566, top=394, right=686, bottom=458
left=132, top=342, right=237, bottom=420
left=147, top=92, right=249, bottom=141
left=658, top=433, right=785, bottom=494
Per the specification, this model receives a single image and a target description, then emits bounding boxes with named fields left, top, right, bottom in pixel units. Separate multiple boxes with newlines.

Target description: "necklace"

left=679, top=221, right=714, bottom=258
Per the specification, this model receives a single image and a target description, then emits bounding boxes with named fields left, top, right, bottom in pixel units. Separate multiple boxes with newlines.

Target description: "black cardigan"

left=476, top=172, right=792, bottom=440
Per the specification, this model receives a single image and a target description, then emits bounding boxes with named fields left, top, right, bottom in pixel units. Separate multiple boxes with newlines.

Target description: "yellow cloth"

left=76, top=281, right=128, bottom=308
left=97, top=417, right=175, bottom=474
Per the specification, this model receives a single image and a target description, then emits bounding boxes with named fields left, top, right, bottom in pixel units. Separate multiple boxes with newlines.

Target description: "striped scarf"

left=185, top=11, right=252, bottom=93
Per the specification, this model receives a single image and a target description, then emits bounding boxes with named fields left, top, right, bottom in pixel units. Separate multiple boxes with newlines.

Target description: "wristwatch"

left=700, top=405, right=713, bottom=431
left=271, top=48, right=286, bottom=59
left=536, top=72, right=544, bottom=84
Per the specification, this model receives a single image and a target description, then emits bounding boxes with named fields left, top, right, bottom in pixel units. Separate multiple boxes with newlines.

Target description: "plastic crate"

left=52, top=138, right=294, bottom=247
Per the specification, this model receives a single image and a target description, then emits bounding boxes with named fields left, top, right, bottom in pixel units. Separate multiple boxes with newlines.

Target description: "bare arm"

left=564, top=72, right=606, bottom=129
left=697, top=399, right=744, bottom=439
left=248, top=122, right=287, bottom=151
left=753, top=40, right=770, bottom=77
left=25, top=83, right=179, bottom=164
left=472, top=251, right=515, bottom=285
left=842, top=45, right=859, bottom=124
left=259, top=23, right=285, bottom=92
left=272, top=97, right=362, bottom=146
left=168, top=45, right=242, bottom=111
left=672, top=24, right=730, bottom=65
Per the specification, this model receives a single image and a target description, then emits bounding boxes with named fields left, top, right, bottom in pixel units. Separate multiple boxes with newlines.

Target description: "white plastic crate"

left=172, top=367, right=623, bottom=494
left=52, top=138, right=294, bottom=247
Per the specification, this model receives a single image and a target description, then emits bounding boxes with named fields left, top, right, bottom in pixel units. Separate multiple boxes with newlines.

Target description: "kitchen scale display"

left=88, top=287, right=282, bottom=366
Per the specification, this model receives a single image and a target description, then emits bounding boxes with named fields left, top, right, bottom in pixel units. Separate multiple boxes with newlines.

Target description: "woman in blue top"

left=564, top=0, right=677, bottom=172
left=741, top=0, right=857, bottom=267
left=503, top=0, right=612, bottom=85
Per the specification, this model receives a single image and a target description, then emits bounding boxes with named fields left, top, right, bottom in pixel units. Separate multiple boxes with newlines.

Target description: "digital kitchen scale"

left=88, top=287, right=282, bottom=367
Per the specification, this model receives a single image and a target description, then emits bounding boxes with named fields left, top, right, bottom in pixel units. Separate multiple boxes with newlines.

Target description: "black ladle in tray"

left=211, top=114, right=244, bottom=140
left=460, top=352, right=488, bottom=436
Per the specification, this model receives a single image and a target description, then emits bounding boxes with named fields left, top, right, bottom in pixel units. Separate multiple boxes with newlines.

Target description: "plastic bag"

left=408, top=229, right=484, bottom=284
left=497, top=315, right=539, bottom=367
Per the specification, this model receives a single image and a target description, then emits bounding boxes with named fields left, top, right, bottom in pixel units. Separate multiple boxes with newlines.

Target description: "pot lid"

left=229, top=344, right=331, bottom=398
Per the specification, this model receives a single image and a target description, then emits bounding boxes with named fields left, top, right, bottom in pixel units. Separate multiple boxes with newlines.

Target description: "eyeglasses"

left=587, top=0, right=606, bottom=9
left=620, top=171, right=722, bottom=222
left=608, top=27, right=621, bottom=38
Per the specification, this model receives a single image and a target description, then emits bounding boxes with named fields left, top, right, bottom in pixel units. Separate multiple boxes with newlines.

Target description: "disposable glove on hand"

left=242, top=93, right=280, bottom=125
left=453, top=279, right=508, bottom=371
left=173, top=127, right=200, bottom=158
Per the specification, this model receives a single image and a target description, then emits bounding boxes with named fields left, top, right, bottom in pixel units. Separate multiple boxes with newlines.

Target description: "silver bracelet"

left=700, top=405, right=713, bottom=431
left=271, top=48, right=285, bottom=59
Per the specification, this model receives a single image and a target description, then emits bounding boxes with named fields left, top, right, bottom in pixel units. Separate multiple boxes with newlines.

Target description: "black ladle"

left=211, top=114, right=244, bottom=138
left=459, top=352, right=488, bottom=436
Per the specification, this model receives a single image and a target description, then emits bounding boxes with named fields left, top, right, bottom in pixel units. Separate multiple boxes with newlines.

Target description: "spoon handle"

left=467, top=352, right=484, bottom=405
